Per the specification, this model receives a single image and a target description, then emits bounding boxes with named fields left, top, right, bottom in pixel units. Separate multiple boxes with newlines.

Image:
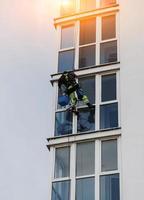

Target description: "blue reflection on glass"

left=100, top=103, right=118, bottom=129
left=77, top=107, right=95, bottom=132
left=58, top=50, right=74, bottom=73
left=52, top=181, right=70, bottom=200
left=100, top=174, right=120, bottom=200
left=76, top=177, right=95, bottom=200
left=55, top=111, right=72, bottom=136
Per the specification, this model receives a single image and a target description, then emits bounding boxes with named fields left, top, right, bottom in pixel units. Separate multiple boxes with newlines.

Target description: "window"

left=60, top=0, right=75, bottom=16
left=100, top=174, right=120, bottom=200
left=102, top=15, right=116, bottom=40
left=58, top=50, right=75, bottom=72
left=79, top=18, right=96, bottom=68
left=61, top=25, right=75, bottom=49
left=100, top=73, right=118, bottom=129
left=55, top=72, right=119, bottom=136
left=54, top=147, right=70, bottom=178
left=76, top=177, right=95, bottom=200
left=102, top=74, right=116, bottom=102
left=57, top=14, right=119, bottom=72
left=100, top=41, right=117, bottom=64
left=101, top=140, right=118, bottom=171
left=100, top=0, right=116, bottom=8
left=100, top=15, right=117, bottom=64
left=58, top=25, right=75, bottom=73
left=52, top=181, right=70, bottom=200
left=80, top=0, right=96, bottom=12
left=76, top=142, right=95, bottom=176
left=55, top=111, right=72, bottom=136
left=51, top=138, right=120, bottom=200
left=76, top=142, right=95, bottom=200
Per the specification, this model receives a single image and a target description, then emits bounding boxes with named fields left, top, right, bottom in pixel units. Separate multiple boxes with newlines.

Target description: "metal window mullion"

left=76, top=174, right=95, bottom=179
left=96, top=74, right=100, bottom=131
left=75, top=20, right=80, bottom=70
left=49, top=147, right=55, bottom=200
left=100, top=99, right=118, bottom=105
left=116, top=12, right=120, bottom=62
left=117, top=71, right=121, bottom=127
left=95, top=140, right=100, bottom=200
left=96, top=16, right=101, bottom=65
left=70, top=143, right=76, bottom=200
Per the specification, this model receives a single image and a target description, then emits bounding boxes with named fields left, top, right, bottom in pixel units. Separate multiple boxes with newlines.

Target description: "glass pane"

left=80, top=0, right=96, bottom=11
left=101, top=140, right=117, bottom=171
left=58, top=50, right=74, bottom=73
left=80, top=18, right=96, bottom=45
left=76, top=142, right=95, bottom=176
left=100, top=174, right=120, bottom=200
left=77, top=107, right=95, bottom=132
left=78, top=76, right=95, bottom=105
left=60, top=0, right=75, bottom=16
left=79, top=45, right=95, bottom=68
left=100, top=0, right=116, bottom=8
left=102, top=74, right=116, bottom=102
left=55, top=111, right=72, bottom=136
left=54, top=147, right=70, bottom=178
left=102, top=15, right=116, bottom=40
left=100, top=103, right=118, bottom=129
left=76, top=177, right=95, bottom=200
left=52, top=181, right=70, bottom=200
left=61, top=25, right=74, bottom=49
left=100, top=41, right=117, bottom=64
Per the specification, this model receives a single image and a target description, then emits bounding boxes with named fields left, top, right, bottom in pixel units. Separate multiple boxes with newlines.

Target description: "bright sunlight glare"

left=61, top=0, right=70, bottom=6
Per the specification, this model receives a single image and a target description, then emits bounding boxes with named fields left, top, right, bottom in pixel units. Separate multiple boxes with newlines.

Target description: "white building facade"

left=48, top=0, right=144, bottom=200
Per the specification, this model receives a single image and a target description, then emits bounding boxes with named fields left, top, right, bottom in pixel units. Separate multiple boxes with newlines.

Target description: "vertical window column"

left=79, top=18, right=96, bottom=68
left=100, top=14, right=117, bottom=64
left=52, top=146, right=71, bottom=200
left=100, top=73, right=118, bottom=129
left=58, top=24, right=75, bottom=73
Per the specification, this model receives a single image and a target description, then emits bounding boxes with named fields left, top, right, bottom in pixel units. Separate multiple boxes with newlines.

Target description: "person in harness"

left=58, top=71, right=94, bottom=114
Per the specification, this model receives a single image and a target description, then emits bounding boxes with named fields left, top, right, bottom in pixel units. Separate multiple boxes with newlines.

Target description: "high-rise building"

left=47, top=0, right=144, bottom=200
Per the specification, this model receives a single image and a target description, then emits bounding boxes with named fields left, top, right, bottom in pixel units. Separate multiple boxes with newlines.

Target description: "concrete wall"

left=0, top=1, right=57, bottom=199
left=120, top=0, right=144, bottom=199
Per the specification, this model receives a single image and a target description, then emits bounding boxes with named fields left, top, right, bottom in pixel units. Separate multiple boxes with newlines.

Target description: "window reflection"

left=58, top=50, right=75, bottom=73
left=100, top=41, right=117, bottom=64
left=100, top=174, right=120, bottom=200
left=100, top=103, right=118, bottom=129
left=77, top=107, right=95, bottom=132
left=52, top=181, right=70, bottom=200
left=76, top=177, right=95, bottom=200
left=55, top=111, right=72, bottom=136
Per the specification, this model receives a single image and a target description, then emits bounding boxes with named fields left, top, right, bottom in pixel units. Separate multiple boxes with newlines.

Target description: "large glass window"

left=76, top=177, right=95, bottom=200
left=58, top=50, right=75, bottom=73
left=51, top=139, right=120, bottom=200
left=100, top=0, right=116, bottom=8
left=55, top=111, right=72, bottom=136
left=79, top=45, right=95, bottom=68
left=80, top=0, right=96, bottom=12
left=100, top=103, right=118, bottom=129
left=100, top=174, right=120, bottom=200
left=102, top=15, right=116, bottom=40
left=76, top=142, right=95, bottom=176
left=80, top=18, right=96, bottom=45
left=101, top=140, right=117, bottom=171
left=61, top=25, right=75, bottom=49
left=102, top=74, right=116, bottom=102
left=77, top=107, right=95, bottom=132
left=52, top=181, right=70, bottom=200
left=54, top=147, right=70, bottom=178
left=100, top=41, right=117, bottom=64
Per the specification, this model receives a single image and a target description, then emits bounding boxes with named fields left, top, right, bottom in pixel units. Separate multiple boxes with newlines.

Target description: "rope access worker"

left=58, top=71, right=94, bottom=114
